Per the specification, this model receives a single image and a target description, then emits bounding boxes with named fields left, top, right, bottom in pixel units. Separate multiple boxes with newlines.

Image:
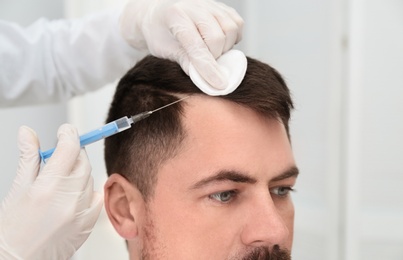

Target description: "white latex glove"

left=120, top=0, right=244, bottom=90
left=0, top=125, right=103, bottom=260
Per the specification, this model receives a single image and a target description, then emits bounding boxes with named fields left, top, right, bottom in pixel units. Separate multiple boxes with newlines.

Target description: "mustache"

left=242, top=245, right=291, bottom=260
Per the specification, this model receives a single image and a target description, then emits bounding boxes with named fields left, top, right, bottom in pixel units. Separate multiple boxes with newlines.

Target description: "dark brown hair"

left=104, top=55, right=293, bottom=199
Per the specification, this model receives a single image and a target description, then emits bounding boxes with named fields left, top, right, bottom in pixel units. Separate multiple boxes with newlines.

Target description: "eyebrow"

left=190, top=170, right=257, bottom=190
left=270, top=166, right=299, bottom=182
left=190, top=166, right=299, bottom=190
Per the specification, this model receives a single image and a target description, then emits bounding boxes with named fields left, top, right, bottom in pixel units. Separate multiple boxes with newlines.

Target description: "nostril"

left=240, top=206, right=291, bottom=248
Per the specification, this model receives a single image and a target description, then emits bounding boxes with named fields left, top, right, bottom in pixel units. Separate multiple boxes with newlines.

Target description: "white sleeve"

left=0, top=9, right=144, bottom=107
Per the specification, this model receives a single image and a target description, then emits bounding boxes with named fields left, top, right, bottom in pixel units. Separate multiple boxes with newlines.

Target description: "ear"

left=104, top=173, right=146, bottom=239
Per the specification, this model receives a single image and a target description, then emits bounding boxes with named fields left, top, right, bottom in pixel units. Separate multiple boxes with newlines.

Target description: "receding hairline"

left=169, top=93, right=291, bottom=151
left=104, top=55, right=294, bottom=198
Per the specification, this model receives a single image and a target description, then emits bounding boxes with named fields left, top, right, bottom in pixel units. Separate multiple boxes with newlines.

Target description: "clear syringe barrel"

left=79, top=116, right=133, bottom=146
left=39, top=116, right=133, bottom=162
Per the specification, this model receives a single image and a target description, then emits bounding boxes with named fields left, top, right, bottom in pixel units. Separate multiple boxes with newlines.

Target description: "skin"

left=105, top=95, right=298, bottom=259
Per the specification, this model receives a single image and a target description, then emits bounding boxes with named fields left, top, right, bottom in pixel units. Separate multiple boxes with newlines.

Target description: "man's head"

left=104, top=55, right=297, bottom=260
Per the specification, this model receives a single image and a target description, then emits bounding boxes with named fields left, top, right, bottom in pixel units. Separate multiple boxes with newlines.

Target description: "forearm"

left=0, top=9, right=142, bottom=107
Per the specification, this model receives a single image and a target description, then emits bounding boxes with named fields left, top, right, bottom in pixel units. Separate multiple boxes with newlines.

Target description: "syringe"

left=39, top=96, right=189, bottom=162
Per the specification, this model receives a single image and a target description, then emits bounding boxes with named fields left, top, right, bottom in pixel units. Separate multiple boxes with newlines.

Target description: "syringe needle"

left=150, top=95, right=190, bottom=114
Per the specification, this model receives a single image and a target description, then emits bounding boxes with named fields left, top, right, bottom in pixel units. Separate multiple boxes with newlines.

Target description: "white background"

left=1, top=0, right=402, bottom=259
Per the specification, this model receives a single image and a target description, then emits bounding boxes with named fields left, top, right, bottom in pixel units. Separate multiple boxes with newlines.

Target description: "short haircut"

left=104, top=55, right=293, bottom=199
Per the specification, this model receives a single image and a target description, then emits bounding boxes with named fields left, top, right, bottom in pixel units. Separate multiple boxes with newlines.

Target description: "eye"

left=209, top=190, right=238, bottom=203
left=270, top=186, right=294, bottom=198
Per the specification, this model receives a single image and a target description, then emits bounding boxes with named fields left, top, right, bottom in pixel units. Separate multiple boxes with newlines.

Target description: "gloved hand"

left=0, top=125, right=103, bottom=260
left=120, top=0, right=243, bottom=90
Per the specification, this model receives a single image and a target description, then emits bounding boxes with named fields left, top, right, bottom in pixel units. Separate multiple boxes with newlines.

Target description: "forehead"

left=158, top=95, right=295, bottom=182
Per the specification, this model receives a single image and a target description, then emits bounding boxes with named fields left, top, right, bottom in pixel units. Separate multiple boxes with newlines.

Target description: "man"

left=104, top=55, right=298, bottom=259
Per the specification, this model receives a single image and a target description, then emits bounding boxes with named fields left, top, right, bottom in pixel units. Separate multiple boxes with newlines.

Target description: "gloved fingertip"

left=208, top=68, right=228, bottom=90
left=57, top=124, right=79, bottom=141
left=18, top=125, right=39, bottom=151
left=15, top=126, right=40, bottom=185
left=192, top=63, right=228, bottom=90
left=43, top=124, right=81, bottom=172
left=19, top=125, right=37, bottom=136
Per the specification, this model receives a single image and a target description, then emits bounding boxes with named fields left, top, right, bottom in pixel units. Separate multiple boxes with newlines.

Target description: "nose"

left=240, top=194, right=291, bottom=247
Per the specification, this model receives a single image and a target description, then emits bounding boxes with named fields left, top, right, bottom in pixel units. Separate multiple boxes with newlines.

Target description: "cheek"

left=274, top=196, right=295, bottom=219
left=147, top=193, right=240, bottom=259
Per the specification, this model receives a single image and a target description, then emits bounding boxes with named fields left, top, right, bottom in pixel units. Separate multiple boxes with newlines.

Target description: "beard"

left=140, top=209, right=291, bottom=260
left=141, top=213, right=158, bottom=260
left=239, top=245, right=291, bottom=260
